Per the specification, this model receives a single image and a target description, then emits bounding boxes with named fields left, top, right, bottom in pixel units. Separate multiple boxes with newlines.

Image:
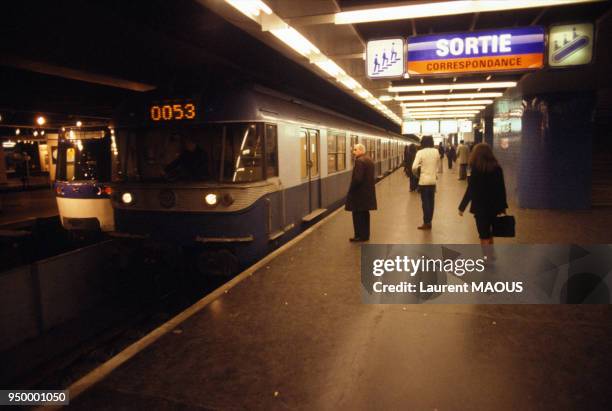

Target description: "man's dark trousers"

left=420, top=185, right=435, bottom=225
left=459, top=164, right=467, bottom=179
left=352, top=211, right=370, bottom=240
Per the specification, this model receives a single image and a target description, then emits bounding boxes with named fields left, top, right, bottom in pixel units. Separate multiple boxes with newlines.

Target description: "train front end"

left=54, top=128, right=115, bottom=232
left=111, top=93, right=281, bottom=274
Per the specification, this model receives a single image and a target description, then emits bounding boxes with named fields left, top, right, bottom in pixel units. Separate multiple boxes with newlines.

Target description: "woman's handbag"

left=492, top=214, right=515, bottom=237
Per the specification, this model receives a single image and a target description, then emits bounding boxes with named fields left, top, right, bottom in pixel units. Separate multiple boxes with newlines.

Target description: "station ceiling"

left=0, top=0, right=611, bottom=136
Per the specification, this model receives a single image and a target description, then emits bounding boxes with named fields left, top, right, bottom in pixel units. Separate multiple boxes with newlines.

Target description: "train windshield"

left=115, top=123, right=263, bottom=183
left=56, top=134, right=111, bottom=182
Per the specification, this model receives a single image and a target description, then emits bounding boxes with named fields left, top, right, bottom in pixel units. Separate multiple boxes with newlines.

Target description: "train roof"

left=114, top=83, right=408, bottom=141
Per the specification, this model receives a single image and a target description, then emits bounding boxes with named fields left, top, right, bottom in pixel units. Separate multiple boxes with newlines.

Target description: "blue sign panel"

left=407, top=26, right=545, bottom=75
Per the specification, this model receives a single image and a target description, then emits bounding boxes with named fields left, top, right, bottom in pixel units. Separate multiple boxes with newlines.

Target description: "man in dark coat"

left=345, top=143, right=377, bottom=242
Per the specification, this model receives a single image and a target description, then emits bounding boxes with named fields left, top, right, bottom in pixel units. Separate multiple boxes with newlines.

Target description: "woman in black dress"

left=458, top=143, right=508, bottom=245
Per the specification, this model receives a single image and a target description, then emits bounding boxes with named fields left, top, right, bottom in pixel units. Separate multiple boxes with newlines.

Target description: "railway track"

left=0, top=216, right=104, bottom=272
left=0, top=233, right=228, bottom=393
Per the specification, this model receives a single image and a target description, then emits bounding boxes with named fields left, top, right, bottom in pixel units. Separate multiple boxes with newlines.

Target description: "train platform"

left=0, top=175, right=51, bottom=192
left=0, top=188, right=57, bottom=227
left=67, top=169, right=612, bottom=410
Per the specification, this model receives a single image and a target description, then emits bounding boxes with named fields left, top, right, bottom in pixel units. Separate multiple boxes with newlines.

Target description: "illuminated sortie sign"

left=407, top=27, right=545, bottom=75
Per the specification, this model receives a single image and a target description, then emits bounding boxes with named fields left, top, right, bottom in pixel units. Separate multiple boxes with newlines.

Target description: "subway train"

left=54, top=127, right=115, bottom=232
left=111, top=84, right=411, bottom=275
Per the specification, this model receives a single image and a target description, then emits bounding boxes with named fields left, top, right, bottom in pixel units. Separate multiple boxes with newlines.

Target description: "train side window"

left=366, top=138, right=375, bottom=160
left=226, top=123, right=263, bottom=183
left=327, top=131, right=337, bottom=174
left=350, top=135, right=358, bottom=166
left=327, top=130, right=347, bottom=174
left=309, top=130, right=320, bottom=177
left=66, top=147, right=75, bottom=180
left=337, top=134, right=346, bottom=171
left=264, top=124, right=278, bottom=178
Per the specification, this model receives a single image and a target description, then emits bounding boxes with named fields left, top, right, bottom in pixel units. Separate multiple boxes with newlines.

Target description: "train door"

left=300, top=128, right=321, bottom=215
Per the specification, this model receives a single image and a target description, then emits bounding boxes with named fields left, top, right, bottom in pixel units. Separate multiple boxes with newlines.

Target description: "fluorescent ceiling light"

left=269, top=27, right=320, bottom=57
left=405, top=110, right=481, bottom=115
left=404, top=106, right=486, bottom=112
left=389, top=81, right=517, bottom=93
left=379, top=95, right=393, bottom=101
left=226, top=0, right=272, bottom=19
left=402, top=100, right=494, bottom=107
left=356, top=89, right=372, bottom=99
left=396, top=92, right=502, bottom=101
left=224, top=0, right=402, bottom=125
left=339, top=76, right=358, bottom=90
left=335, top=0, right=601, bottom=24
left=405, top=111, right=480, bottom=117
left=315, top=59, right=345, bottom=77
left=411, top=114, right=477, bottom=119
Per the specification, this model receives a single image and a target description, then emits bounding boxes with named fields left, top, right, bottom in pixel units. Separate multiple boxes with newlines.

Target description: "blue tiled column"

left=518, top=92, right=594, bottom=209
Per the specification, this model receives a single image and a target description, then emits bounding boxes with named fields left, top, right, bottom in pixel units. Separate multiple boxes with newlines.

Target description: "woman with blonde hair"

left=458, top=143, right=508, bottom=245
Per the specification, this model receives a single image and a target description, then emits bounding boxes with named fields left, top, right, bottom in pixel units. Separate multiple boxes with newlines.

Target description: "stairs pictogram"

left=373, top=56, right=401, bottom=75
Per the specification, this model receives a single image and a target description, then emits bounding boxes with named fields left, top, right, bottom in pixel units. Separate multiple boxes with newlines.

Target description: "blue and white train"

left=55, top=127, right=115, bottom=232
left=111, top=85, right=411, bottom=274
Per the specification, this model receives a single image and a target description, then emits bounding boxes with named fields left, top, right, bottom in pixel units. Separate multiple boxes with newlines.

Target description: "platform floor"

left=70, top=169, right=612, bottom=410
left=0, top=188, right=57, bottom=226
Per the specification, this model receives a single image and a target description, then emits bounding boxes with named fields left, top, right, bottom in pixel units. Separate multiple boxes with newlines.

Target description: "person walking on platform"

left=457, top=140, right=470, bottom=180
left=405, top=143, right=418, bottom=192
left=446, top=143, right=456, bottom=170
left=437, top=142, right=445, bottom=174
left=458, top=143, right=508, bottom=246
left=345, top=143, right=376, bottom=242
left=412, top=136, right=440, bottom=230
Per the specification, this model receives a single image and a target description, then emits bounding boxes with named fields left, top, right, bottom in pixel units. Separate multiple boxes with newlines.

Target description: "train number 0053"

left=150, top=103, right=196, bottom=121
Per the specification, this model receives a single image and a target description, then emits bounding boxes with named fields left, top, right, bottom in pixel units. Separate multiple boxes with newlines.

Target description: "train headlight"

left=205, top=193, right=218, bottom=206
left=122, top=192, right=133, bottom=204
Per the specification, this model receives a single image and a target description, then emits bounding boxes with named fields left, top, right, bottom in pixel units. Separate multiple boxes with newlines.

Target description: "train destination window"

left=115, top=122, right=268, bottom=183
left=149, top=100, right=197, bottom=122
